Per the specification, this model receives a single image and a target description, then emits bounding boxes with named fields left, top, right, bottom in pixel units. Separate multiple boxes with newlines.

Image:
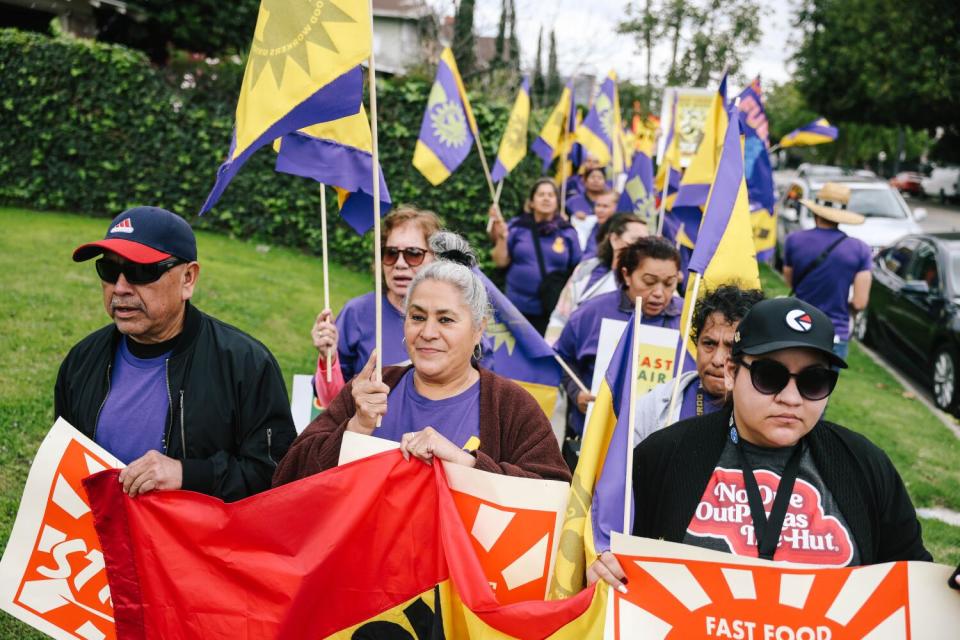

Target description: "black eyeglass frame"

left=740, top=358, right=838, bottom=401
left=382, top=246, right=431, bottom=267
left=95, top=257, right=186, bottom=285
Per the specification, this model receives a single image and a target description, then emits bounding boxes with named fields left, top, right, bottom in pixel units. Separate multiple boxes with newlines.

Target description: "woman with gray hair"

left=274, top=231, right=571, bottom=484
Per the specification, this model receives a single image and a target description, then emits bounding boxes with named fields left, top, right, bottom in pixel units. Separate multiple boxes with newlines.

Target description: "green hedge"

left=0, top=29, right=548, bottom=271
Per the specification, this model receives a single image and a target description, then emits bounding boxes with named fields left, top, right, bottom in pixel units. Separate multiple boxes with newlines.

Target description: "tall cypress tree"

left=532, top=27, right=545, bottom=106
left=507, top=0, right=521, bottom=74
left=452, top=0, right=476, bottom=77
left=546, top=29, right=561, bottom=103
left=494, top=0, right=507, bottom=67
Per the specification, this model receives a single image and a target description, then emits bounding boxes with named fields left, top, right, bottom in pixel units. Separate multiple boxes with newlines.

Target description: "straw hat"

left=800, top=183, right=865, bottom=225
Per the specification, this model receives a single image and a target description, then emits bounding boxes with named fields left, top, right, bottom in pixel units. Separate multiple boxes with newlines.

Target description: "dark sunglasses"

left=382, top=246, right=429, bottom=267
left=95, top=257, right=185, bottom=285
left=741, top=359, right=838, bottom=401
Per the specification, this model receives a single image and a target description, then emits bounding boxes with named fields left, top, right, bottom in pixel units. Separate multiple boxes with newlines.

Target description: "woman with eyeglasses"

left=274, top=232, right=571, bottom=484
left=309, top=206, right=441, bottom=404
left=554, top=236, right=683, bottom=443
left=488, top=178, right=582, bottom=335
left=588, top=298, right=930, bottom=592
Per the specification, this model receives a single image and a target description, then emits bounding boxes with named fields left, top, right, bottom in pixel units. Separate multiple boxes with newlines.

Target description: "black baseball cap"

left=73, top=206, right=197, bottom=264
left=732, top=297, right=847, bottom=369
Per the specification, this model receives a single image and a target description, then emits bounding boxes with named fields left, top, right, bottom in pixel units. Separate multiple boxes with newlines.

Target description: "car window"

left=884, top=241, right=916, bottom=278
left=904, top=243, right=939, bottom=291
left=847, top=188, right=908, bottom=219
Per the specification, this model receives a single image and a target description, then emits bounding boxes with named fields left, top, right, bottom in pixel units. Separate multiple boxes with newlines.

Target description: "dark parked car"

left=854, top=233, right=960, bottom=414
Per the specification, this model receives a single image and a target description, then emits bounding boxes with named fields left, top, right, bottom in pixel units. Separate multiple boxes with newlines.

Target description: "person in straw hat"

left=782, top=182, right=872, bottom=361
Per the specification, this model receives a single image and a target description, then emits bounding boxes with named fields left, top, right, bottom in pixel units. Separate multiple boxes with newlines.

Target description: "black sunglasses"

left=95, top=257, right=185, bottom=285
left=382, top=246, right=430, bottom=267
left=741, top=359, right=838, bottom=401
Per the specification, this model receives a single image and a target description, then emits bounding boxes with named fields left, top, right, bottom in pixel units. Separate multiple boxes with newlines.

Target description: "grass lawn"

left=0, top=208, right=957, bottom=636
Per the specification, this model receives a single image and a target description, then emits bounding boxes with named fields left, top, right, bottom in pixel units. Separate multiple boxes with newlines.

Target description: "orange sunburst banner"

left=606, top=534, right=960, bottom=639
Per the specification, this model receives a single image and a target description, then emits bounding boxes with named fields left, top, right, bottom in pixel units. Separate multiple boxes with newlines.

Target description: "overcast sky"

left=427, top=0, right=798, bottom=94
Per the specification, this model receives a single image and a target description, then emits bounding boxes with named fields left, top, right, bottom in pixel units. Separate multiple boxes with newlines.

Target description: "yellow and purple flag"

left=412, top=48, right=478, bottom=186
left=575, top=71, right=622, bottom=170
left=274, top=104, right=391, bottom=235
left=655, top=92, right=682, bottom=208
left=779, top=117, right=839, bottom=148
left=531, top=82, right=574, bottom=172
left=490, top=77, right=531, bottom=182
left=617, top=135, right=655, bottom=221
left=478, top=270, right=561, bottom=416
left=737, top=80, right=777, bottom=262
left=200, top=0, right=371, bottom=213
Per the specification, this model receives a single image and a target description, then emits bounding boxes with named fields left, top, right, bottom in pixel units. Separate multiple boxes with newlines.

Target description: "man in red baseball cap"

left=56, top=206, right=296, bottom=501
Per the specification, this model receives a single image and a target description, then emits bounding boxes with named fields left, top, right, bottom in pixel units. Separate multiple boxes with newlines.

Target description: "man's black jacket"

left=54, top=303, right=296, bottom=501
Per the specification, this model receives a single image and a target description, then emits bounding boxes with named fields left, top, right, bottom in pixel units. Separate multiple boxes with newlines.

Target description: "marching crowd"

left=55, top=155, right=958, bottom=597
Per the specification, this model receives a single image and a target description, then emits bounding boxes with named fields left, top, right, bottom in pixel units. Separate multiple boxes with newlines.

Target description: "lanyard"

left=730, top=420, right=805, bottom=561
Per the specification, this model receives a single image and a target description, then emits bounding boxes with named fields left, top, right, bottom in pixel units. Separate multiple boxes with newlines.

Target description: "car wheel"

left=932, top=348, right=958, bottom=413
left=852, top=310, right=873, bottom=346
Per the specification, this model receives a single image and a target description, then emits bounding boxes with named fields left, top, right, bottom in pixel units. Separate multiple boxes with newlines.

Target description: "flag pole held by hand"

left=367, top=1, right=383, bottom=425
left=624, top=296, right=643, bottom=533
left=320, top=184, right=333, bottom=382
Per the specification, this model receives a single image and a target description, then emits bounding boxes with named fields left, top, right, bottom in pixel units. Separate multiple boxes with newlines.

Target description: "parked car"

left=889, top=171, right=924, bottom=196
left=853, top=233, right=960, bottom=414
left=774, top=174, right=927, bottom=269
left=921, top=166, right=960, bottom=202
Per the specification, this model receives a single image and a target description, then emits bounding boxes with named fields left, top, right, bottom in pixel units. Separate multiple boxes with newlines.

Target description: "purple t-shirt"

left=336, top=292, right=408, bottom=381
left=784, top=228, right=872, bottom=340
left=677, top=376, right=725, bottom=422
left=582, top=225, right=599, bottom=260
left=506, top=218, right=582, bottom=315
left=95, top=339, right=169, bottom=464
left=377, top=369, right=481, bottom=448
left=555, top=290, right=683, bottom=433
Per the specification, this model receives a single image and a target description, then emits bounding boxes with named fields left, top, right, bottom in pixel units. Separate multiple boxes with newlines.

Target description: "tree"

left=793, top=0, right=960, bottom=135
left=494, top=0, right=507, bottom=67
left=617, top=0, right=659, bottom=87
left=507, top=0, right=521, bottom=74
left=532, top=28, right=545, bottom=107
left=618, top=0, right=762, bottom=87
left=452, top=0, right=477, bottom=78
left=546, top=30, right=561, bottom=104
left=92, top=0, right=260, bottom=63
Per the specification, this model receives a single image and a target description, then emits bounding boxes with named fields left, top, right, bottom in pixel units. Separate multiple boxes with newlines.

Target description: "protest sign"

left=584, top=319, right=679, bottom=429
left=658, top=87, right=716, bottom=167
left=0, top=418, right=122, bottom=640
left=606, top=534, right=960, bottom=639
left=339, top=432, right=569, bottom=604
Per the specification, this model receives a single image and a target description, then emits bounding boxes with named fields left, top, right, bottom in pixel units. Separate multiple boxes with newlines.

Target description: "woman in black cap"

left=588, top=297, right=931, bottom=591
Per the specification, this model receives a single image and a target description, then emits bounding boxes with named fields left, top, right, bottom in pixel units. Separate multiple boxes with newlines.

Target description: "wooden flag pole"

left=367, top=3, right=383, bottom=393
left=666, top=271, right=702, bottom=424
left=473, top=127, right=498, bottom=204
left=553, top=354, right=590, bottom=397
left=320, top=184, right=332, bottom=382
left=624, top=296, right=643, bottom=533
left=486, top=180, right=506, bottom=234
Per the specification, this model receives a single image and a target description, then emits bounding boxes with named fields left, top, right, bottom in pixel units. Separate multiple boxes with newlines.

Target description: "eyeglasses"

left=741, top=359, right=838, bottom=401
left=382, top=246, right=430, bottom=267
left=95, top=257, right=185, bottom=285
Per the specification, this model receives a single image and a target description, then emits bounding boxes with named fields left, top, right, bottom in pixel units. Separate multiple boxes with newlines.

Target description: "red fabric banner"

left=84, top=451, right=596, bottom=639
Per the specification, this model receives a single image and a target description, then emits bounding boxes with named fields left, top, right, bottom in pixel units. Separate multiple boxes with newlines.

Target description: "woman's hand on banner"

left=400, top=427, right=476, bottom=468
left=347, top=352, right=389, bottom=434
left=118, top=451, right=183, bottom=497
left=587, top=551, right=629, bottom=594
left=311, top=309, right=338, bottom=352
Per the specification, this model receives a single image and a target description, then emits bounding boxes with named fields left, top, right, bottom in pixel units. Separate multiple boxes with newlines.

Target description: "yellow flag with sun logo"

left=412, top=48, right=478, bottom=186
left=201, top=0, right=372, bottom=213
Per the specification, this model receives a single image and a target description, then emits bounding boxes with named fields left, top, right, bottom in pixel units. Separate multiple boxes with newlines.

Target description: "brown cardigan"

left=273, top=365, right=571, bottom=486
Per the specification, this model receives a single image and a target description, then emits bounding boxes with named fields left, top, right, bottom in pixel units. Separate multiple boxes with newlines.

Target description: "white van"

left=921, top=166, right=960, bottom=202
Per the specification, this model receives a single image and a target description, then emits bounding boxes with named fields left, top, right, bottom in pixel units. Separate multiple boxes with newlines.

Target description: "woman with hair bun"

left=274, top=232, right=571, bottom=485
